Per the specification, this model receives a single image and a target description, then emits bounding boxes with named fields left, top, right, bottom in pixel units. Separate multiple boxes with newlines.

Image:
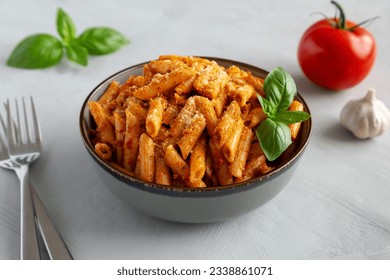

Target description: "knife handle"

left=31, top=186, right=73, bottom=260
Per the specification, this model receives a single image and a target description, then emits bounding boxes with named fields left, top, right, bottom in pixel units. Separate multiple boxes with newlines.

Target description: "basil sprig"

left=7, top=8, right=129, bottom=69
left=256, top=67, right=311, bottom=161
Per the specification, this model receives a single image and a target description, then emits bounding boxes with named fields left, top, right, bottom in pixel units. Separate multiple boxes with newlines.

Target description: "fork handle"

left=31, top=186, right=73, bottom=260
left=19, top=165, right=40, bottom=260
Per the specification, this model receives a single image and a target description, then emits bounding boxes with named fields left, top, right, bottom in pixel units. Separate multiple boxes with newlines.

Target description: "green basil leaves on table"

left=56, top=8, right=76, bottom=43
left=6, top=34, right=63, bottom=69
left=256, top=67, right=311, bottom=161
left=77, top=28, right=129, bottom=55
left=7, top=8, right=129, bottom=69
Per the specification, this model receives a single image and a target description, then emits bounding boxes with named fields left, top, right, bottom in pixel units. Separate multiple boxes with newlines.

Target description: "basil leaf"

left=255, top=66, right=311, bottom=161
left=66, top=42, right=88, bottom=66
left=56, top=8, right=76, bottom=42
left=263, top=67, right=296, bottom=114
left=273, top=110, right=311, bottom=125
left=257, top=94, right=274, bottom=117
left=7, top=34, right=63, bottom=69
left=77, top=27, right=129, bottom=55
left=256, top=118, right=292, bottom=161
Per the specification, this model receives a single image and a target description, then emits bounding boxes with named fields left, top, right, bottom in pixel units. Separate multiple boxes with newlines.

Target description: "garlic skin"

left=340, top=88, right=390, bottom=139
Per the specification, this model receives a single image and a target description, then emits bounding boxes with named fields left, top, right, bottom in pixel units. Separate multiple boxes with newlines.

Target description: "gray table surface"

left=1, top=0, right=389, bottom=260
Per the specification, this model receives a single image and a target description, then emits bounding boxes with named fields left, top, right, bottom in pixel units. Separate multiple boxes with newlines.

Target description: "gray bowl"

left=79, top=57, right=312, bottom=223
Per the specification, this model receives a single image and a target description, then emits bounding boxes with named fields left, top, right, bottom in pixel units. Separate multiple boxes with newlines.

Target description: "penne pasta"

left=126, top=99, right=147, bottom=122
left=143, top=63, right=154, bottom=82
left=244, top=72, right=265, bottom=94
left=164, top=145, right=190, bottom=180
left=193, top=62, right=229, bottom=99
left=124, top=75, right=146, bottom=87
left=148, top=59, right=187, bottom=74
left=178, top=113, right=206, bottom=159
left=95, top=142, right=112, bottom=161
left=213, top=100, right=241, bottom=149
left=98, top=81, right=120, bottom=106
left=240, top=103, right=251, bottom=120
left=226, top=65, right=245, bottom=79
left=212, top=89, right=227, bottom=117
left=209, top=139, right=232, bottom=185
left=226, top=82, right=254, bottom=107
left=170, top=97, right=196, bottom=139
left=146, top=97, right=166, bottom=138
left=114, top=112, right=126, bottom=164
left=235, top=155, right=267, bottom=183
left=194, top=96, right=218, bottom=136
left=222, top=118, right=244, bottom=163
left=158, top=54, right=213, bottom=67
left=136, top=133, right=155, bottom=182
left=204, top=150, right=214, bottom=180
left=248, top=141, right=265, bottom=161
left=162, top=103, right=179, bottom=125
left=189, top=134, right=207, bottom=185
left=225, top=65, right=260, bottom=106
left=289, top=100, right=304, bottom=140
left=155, top=147, right=172, bottom=186
left=88, top=101, right=115, bottom=147
left=123, top=110, right=141, bottom=171
left=217, top=161, right=233, bottom=186
left=244, top=107, right=267, bottom=128
left=133, top=67, right=196, bottom=100
left=175, top=75, right=196, bottom=95
left=173, top=93, right=187, bottom=106
left=230, top=127, right=254, bottom=178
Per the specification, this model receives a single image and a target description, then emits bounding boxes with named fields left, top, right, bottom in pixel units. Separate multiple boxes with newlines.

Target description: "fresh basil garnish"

left=256, top=67, right=311, bottom=161
left=7, top=34, right=63, bottom=69
left=256, top=119, right=292, bottom=162
left=65, top=42, right=89, bottom=66
left=273, top=110, right=312, bottom=125
left=56, top=8, right=77, bottom=42
left=7, top=8, right=128, bottom=69
left=77, top=27, right=129, bottom=55
left=259, top=67, right=297, bottom=118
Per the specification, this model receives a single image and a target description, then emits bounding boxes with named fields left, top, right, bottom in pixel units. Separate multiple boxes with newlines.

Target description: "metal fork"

left=4, top=97, right=41, bottom=259
left=0, top=110, right=73, bottom=260
left=0, top=117, right=19, bottom=171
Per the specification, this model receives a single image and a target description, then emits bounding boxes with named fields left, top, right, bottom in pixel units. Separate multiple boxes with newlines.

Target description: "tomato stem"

left=329, top=1, right=379, bottom=31
left=349, top=16, right=380, bottom=31
left=330, top=1, right=346, bottom=29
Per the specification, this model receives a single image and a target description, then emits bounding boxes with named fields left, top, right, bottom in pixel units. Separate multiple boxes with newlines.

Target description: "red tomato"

left=297, top=2, right=377, bottom=90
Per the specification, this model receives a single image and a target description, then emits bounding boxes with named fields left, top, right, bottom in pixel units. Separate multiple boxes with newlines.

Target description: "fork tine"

left=15, top=98, right=23, bottom=144
left=0, top=114, right=5, bottom=151
left=4, top=102, right=20, bottom=145
left=6, top=99, right=19, bottom=146
left=0, top=132, right=4, bottom=151
left=30, top=96, right=41, bottom=143
left=22, top=97, right=32, bottom=145
left=0, top=112, right=6, bottom=136
left=5, top=99, right=15, bottom=147
left=14, top=98, right=24, bottom=146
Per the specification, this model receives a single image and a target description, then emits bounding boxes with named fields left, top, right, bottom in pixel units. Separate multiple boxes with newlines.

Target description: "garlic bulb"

left=340, top=88, right=390, bottom=139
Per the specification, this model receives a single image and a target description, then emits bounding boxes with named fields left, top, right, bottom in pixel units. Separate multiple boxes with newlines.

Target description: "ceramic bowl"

left=79, top=57, right=312, bottom=223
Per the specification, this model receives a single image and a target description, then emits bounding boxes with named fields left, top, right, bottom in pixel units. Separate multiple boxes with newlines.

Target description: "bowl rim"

left=79, top=57, right=312, bottom=197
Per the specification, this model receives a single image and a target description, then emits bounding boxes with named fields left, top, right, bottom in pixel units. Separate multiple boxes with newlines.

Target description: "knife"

left=31, top=185, right=73, bottom=260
